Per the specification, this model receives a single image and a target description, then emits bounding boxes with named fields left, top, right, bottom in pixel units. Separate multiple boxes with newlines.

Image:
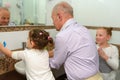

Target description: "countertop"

left=0, top=70, right=26, bottom=80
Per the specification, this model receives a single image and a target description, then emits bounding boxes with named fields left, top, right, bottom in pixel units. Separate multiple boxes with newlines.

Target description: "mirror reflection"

left=0, top=0, right=46, bottom=26
left=0, top=0, right=120, bottom=27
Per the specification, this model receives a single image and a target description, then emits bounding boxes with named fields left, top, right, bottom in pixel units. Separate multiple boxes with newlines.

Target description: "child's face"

left=96, top=28, right=110, bottom=45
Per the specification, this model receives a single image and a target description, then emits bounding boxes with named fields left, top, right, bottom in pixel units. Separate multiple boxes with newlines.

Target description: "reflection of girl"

left=0, top=28, right=55, bottom=80
left=96, top=27, right=119, bottom=80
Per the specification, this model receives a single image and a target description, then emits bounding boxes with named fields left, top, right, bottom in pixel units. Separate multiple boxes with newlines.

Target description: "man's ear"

left=57, top=13, right=62, bottom=21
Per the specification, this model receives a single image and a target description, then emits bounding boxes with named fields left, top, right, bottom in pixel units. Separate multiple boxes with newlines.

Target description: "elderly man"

left=49, top=1, right=103, bottom=80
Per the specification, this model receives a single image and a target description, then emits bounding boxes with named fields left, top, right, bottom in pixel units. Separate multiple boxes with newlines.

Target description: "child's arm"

left=0, top=43, right=12, bottom=57
left=48, top=50, right=54, bottom=58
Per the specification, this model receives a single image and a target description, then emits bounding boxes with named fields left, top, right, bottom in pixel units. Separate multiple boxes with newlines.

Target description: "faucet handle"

left=22, top=42, right=26, bottom=50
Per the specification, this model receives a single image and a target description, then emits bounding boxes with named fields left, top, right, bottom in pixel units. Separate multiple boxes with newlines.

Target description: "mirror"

left=0, top=0, right=46, bottom=26
left=0, top=0, right=120, bottom=27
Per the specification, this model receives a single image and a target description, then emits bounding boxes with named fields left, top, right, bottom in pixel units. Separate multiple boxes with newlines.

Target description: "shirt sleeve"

left=11, top=50, right=25, bottom=60
left=106, top=45, right=119, bottom=70
left=50, top=36, right=68, bottom=69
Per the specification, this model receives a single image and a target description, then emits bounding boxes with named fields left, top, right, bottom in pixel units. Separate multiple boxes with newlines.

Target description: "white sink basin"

left=14, top=60, right=26, bottom=75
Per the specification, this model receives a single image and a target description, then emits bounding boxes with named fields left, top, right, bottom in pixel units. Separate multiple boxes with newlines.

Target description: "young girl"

left=96, top=27, right=119, bottom=80
left=0, top=28, right=55, bottom=80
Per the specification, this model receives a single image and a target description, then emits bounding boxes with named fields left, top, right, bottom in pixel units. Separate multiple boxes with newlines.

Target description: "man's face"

left=0, top=10, right=10, bottom=26
left=51, top=10, right=61, bottom=31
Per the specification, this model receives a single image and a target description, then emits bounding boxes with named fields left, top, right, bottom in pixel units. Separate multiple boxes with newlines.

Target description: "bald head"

left=53, top=1, right=73, bottom=17
left=51, top=2, right=74, bottom=31
left=0, top=7, right=10, bottom=26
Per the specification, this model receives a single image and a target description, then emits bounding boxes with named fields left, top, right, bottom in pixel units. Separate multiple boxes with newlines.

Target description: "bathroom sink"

left=14, top=60, right=26, bottom=75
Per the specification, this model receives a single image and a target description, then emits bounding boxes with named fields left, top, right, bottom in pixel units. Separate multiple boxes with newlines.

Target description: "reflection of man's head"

left=0, top=7, right=10, bottom=26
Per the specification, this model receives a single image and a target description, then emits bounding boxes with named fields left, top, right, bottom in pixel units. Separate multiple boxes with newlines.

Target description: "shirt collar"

left=60, top=18, right=75, bottom=31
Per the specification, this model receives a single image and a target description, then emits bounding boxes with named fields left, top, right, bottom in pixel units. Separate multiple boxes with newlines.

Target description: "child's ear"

left=30, top=41, right=35, bottom=47
left=107, top=35, right=111, bottom=41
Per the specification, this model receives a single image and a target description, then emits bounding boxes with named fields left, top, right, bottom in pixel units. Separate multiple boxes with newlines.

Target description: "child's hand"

left=0, top=41, right=6, bottom=49
left=0, top=42, right=12, bottom=57
left=98, top=47, right=108, bottom=61
left=98, top=47, right=104, bottom=55
left=0, top=43, right=5, bottom=53
left=48, top=50, right=54, bottom=58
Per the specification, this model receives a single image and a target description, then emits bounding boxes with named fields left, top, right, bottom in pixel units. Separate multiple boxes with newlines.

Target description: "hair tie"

left=48, top=36, right=51, bottom=40
left=39, top=32, right=42, bottom=35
